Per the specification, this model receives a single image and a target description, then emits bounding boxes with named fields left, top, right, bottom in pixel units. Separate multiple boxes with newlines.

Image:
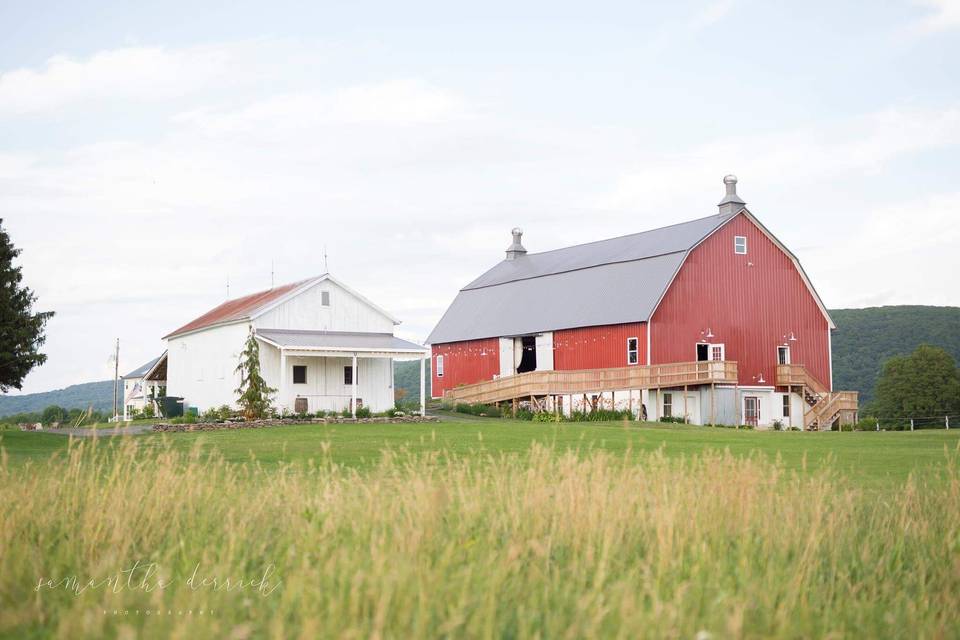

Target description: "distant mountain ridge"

left=2, top=305, right=957, bottom=417
left=0, top=380, right=115, bottom=416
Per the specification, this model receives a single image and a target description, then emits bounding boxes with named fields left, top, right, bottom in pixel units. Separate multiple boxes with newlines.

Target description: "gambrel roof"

left=427, top=209, right=833, bottom=344
left=164, top=274, right=399, bottom=339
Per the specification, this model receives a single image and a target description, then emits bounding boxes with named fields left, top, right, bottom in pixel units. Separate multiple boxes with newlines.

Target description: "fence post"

left=946, top=415, right=950, bottom=430
left=910, top=418, right=914, bottom=431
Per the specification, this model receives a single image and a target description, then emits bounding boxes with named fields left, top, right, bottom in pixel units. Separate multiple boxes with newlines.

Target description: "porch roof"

left=255, top=329, right=428, bottom=355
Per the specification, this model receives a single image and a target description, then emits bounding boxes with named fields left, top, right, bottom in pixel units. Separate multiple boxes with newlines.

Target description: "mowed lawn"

left=5, top=413, right=958, bottom=491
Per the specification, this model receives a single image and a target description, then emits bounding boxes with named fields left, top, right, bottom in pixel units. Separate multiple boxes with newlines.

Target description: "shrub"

left=453, top=403, right=501, bottom=417
left=658, top=416, right=686, bottom=424
left=314, top=410, right=327, bottom=418
left=355, top=406, right=372, bottom=419
left=569, top=409, right=634, bottom=422
left=201, top=407, right=221, bottom=422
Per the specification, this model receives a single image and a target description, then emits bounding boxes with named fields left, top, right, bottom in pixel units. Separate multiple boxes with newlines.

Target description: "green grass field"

left=2, top=417, right=958, bottom=638
left=5, top=415, right=958, bottom=491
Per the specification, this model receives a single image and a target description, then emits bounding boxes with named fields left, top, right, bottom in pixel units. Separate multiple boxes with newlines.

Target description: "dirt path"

left=38, top=423, right=156, bottom=437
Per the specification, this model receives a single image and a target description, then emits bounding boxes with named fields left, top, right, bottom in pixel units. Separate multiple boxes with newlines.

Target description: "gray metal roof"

left=427, top=213, right=734, bottom=344
left=256, top=329, right=428, bottom=353
left=123, top=356, right=162, bottom=379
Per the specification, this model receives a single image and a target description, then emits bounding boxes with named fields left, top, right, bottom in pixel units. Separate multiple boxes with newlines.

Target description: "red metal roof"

left=164, top=277, right=317, bottom=339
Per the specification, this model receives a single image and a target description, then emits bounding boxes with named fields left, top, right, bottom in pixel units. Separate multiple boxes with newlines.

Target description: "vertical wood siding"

left=649, top=213, right=831, bottom=389
left=553, top=323, right=648, bottom=370
left=431, top=338, right=501, bottom=398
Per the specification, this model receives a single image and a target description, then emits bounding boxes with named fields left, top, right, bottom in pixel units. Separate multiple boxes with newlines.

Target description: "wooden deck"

left=776, top=364, right=859, bottom=429
left=443, top=361, right=739, bottom=405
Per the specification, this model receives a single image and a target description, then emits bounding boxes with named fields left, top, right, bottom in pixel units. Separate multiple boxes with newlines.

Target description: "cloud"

left=598, top=106, right=960, bottom=213
left=0, top=42, right=275, bottom=116
left=173, top=79, right=470, bottom=133
left=911, top=0, right=960, bottom=33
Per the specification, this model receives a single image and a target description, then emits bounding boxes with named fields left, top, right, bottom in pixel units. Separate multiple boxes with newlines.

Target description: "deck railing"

left=804, top=391, right=859, bottom=427
left=775, top=364, right=829, bottom=394
left=444, top=361, right=738, bottom=405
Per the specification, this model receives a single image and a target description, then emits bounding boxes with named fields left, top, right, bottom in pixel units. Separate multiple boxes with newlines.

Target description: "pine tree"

left=234, top=329, right=276, bottom=420
left=0, top=219, right=54, bottom=392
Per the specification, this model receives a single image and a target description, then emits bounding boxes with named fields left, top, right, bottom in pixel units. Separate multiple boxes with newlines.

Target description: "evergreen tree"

left=870, top=344, right=960, bottom=420
left=234, top=330, right=276, bottom=419
left=0, top=219, right=54, bottom=392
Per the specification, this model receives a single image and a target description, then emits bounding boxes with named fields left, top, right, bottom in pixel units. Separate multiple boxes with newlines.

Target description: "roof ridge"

left=519, top=212, right=731, bottom=259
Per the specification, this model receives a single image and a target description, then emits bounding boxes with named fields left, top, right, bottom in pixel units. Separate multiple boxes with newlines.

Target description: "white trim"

left=626, top=336, right=639, bottom=365
left=436, top=354, right=445, bottom=377
left=777, top=344, right=791, bottom=365
left=251, top=274, right=401, bottom=326
left=734, top=235, right=747, bottom=254
left=827, top=327, right=833, bottom=391
left=646, top=323, right=651, bottom=365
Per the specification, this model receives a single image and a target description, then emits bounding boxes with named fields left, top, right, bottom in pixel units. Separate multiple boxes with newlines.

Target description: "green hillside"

left=830, top=306, right=960, bottom=406
left=0, top=380, right=115, bottom=417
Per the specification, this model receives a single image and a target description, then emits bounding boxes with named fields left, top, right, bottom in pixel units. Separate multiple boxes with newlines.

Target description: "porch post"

left=419, top=353, right=426, bottom=417
left=279, top=348, right=287, bottom=415
left=351, top=353, right=358, bottom=418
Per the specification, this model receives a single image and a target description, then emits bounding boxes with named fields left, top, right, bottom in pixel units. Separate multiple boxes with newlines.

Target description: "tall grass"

left=1, top=438, right=958, bottom=638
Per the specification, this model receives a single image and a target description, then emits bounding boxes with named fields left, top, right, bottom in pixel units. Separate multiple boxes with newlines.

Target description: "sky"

left=2, top=0, right=959, bottom=394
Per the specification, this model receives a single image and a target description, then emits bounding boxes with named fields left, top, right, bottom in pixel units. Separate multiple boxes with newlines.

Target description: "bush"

left=569, top=409, right=634, bottom=422
left=453, top=403, right=501, bottom=417
left=658, top=416, right=686, bottom=424
left=170, top=413, right=197, bottom=425
left=201, top=407, right=221, bottom=422
left=355, top=406, right=372, bottom=419
left=314, top=410, right=328, bottom=418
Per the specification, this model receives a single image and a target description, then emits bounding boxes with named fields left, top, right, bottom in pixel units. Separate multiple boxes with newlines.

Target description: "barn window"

left=711, top=344, right=725, bottom=361
left=734, top=235, right=747, bottom=254
left=663, top=393, right=673, bottom=418
left=436, top=355, right=444, bottom=377
left=626, top=337, right=639, bottom=365
left=321, top=291, right=330, bottom=306
left=344, top=366, right=355, bottom=385
left=782, top=394, right=791, bottom=418
left=292, top=365, right=307, bottom=384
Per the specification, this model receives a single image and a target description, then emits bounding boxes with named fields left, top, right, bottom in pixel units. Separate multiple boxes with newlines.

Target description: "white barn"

left=164, top=274, right=428, bottom=416
left=121, top=353, right=167, bottom=420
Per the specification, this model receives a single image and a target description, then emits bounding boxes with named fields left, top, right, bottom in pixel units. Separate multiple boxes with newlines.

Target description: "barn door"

left=744, top=396, right=760, bottom=426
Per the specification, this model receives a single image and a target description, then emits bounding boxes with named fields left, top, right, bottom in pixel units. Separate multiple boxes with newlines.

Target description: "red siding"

left=554, top=323, right=648, bottom=370
left=650, top=213, right=831, bottom=389
left=431, top=338, right=501, bottom=398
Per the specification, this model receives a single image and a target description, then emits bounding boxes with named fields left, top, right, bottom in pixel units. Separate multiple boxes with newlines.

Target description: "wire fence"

left=865, top=413, right=960, bottom=431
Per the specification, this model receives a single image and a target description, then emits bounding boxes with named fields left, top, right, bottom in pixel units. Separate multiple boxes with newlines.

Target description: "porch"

left=255, top=329, right=430, bottom=417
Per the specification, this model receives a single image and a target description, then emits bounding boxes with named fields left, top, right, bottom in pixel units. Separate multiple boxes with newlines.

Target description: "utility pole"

left=112, top=338, right=120, bottom=422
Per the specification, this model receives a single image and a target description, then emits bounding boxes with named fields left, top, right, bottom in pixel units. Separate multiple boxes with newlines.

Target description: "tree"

left=870, top=344, right=960, bottom=421
left=234, top=330, right=276, bottom=420
left=0, top=219, right=54, bottom=392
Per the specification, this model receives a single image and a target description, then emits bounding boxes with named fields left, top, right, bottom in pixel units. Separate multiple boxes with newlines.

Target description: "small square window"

left=436, top=355, right=444, bottom=377
left=626, top=337, right=639, bottom=365
left=292, top=365, right=307, bottom=384
left=734, top=236, right=747, bottom=254
left=344, top=366, right=354, bottom=385
left=321, top=291, right=330, bottom=306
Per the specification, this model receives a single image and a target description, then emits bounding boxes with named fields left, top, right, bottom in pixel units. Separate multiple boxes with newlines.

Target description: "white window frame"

left=777, top=345, right=791, bottom=365
left=321, top=290, right=331, bottom=306
left=782, top=394, right=791, bottom=418
left=662, top=392, right=673, bottom=418
left=436, top=354, right=444, bottom=377
left=710, top=343, right=725, bottom=361
left=626, top=337, right=639, bottom=365
left=734, top=235, right=747, bottom=255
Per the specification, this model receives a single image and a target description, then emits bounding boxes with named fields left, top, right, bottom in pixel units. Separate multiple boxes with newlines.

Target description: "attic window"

left=734, top=236, right=747, bottom=255
left=321, top=291, right=330, bottom=306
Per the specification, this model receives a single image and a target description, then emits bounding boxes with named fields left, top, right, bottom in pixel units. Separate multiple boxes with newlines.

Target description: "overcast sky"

left=2, top=0, right=959, bottom=394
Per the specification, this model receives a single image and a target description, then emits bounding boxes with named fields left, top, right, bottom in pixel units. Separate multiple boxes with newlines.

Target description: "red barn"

left=427, top=176, right=857, bottom=429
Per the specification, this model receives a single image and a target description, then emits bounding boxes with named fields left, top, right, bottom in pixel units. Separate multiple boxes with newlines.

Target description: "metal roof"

left=123, top=355, right=163, bottom=379
left=427, top=213, right=734, bottom=344
left=256, top=329, right=427, bottom=353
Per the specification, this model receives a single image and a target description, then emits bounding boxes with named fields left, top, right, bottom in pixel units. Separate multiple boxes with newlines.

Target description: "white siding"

left=499, top=337, right=513, bottom=377
left=253, top=280, right=394, bottom=333
left=273, top=352, right=393, bottom=413
left=166, top=322, right=250, bottom=412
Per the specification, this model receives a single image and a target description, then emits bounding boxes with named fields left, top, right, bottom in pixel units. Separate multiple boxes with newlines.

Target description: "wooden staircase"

left=444, top=361, right=739, bottom=406
left=776, top=364, right=859, bottom=430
